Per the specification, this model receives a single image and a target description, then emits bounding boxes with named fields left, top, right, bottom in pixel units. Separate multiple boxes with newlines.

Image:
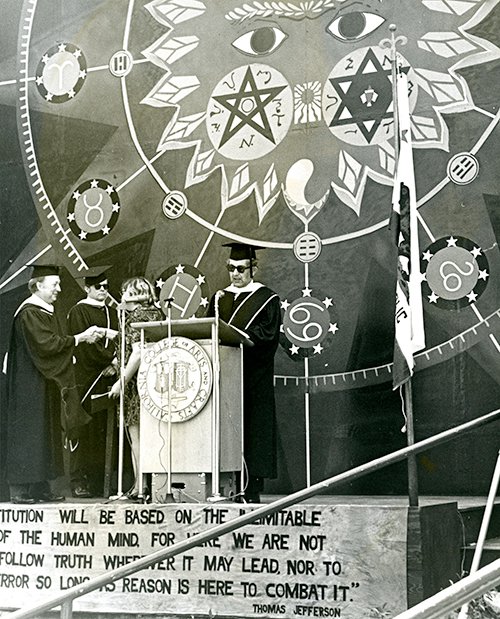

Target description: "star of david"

left=212, top=66, right=286, bottom=149
left=329, top=48, right=394, bottom=143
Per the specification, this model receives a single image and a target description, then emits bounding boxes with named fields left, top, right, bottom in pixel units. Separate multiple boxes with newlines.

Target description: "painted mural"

left=0, top=0, right=499, bottom=496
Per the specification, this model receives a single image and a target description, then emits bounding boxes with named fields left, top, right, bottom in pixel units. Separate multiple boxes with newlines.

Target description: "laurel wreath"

left=225, top=0, right=337, bottom=23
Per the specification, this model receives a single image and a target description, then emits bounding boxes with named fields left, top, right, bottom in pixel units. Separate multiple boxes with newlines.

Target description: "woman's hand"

left=108, top=381, right=121, bottom=399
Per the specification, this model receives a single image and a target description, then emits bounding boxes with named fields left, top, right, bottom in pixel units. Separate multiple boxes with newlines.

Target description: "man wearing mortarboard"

left=207, top=243, right=281, bottom=503
left=3, top=262, right=104, bottom=504
left=67, top=266, right=118, bottom=498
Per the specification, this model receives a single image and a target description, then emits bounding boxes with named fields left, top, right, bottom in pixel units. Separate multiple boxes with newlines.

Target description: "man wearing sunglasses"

left=67, top=266, right=118, bottom=498
left=207, top=243, right=281, bottom=503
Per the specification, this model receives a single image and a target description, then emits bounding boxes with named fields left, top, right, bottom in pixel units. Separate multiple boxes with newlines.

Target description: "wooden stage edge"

left=0, top=495, right=496, bottom=619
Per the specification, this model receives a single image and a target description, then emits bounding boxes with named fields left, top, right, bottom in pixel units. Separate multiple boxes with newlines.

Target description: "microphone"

left=214, top=290, right=225, bottom=322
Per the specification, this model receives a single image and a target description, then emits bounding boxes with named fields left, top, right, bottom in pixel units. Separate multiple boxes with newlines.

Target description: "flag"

left=391, top=70, right=425, bottom=390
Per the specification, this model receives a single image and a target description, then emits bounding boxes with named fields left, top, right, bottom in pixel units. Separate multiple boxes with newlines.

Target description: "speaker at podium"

left=131, top=317, right=252, bottom=502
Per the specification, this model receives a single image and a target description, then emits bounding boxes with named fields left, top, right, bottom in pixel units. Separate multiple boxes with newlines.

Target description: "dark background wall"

left=1, top=0, right=499, bottom=498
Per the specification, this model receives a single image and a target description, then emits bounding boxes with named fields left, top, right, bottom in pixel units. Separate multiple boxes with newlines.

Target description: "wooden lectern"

left=131, top=317, right=251, bottom=502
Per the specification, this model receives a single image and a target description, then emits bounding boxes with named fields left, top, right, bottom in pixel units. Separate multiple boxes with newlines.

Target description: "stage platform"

left=0, top=495, right=497, bottom=619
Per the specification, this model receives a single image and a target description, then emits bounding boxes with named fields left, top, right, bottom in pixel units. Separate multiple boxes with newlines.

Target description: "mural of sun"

left=1, top=0, right=499, bottom=508
left=137, top=0, right=500, bottom=222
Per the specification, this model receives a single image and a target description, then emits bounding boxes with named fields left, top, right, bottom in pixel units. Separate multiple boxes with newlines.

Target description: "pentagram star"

left=281, top=299, right=290, bottom=311
left=470, top=246, right=482, bottom=258
left=112, top=203, right=120, bottom=212
left=428, top=292, right=439, bottom=303
left=90, top=179, right=99, bottom=188
left=422, top=250, right=433, bottom=262
left=101, top=225, right=110, bottom=235
left=200, top=297, right=209, bottom=308
left=478, top=269, right=489, bottom=281
left=290, top=345, right=300, bottom=355
left=328, top=323, right=339, bottom=335
left=313, top=343, right=324, bottom=354
left=105, top=185, right=114, bottom=195
left=323, top=297, right=333, bottom=308
left=302, top=287, right=312, bottom=297
left=467, top=291, right=478, bottom=303
left=213, top=66, right=286, bottom=149
left=72, top=190, right=81, bottom=200
left=196, top=274, right=206, bottom=285
left=447, top=236, right=458, bottom=247
left=328, top=48, right=393, bottom=143
left=156, top=278, right=165, bottom=289
left=175, top=264, right=185, bottom=274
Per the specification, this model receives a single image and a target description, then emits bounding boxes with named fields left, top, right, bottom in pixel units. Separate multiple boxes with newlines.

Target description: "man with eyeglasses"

left=67, top=266, right=118, bottom=498
left=207, top=243, right=281, bottom=503
left=4, top=263, right=105, bottom=504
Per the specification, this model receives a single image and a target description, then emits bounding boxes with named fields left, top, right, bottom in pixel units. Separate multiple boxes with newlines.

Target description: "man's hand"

left=76, top=326, right=105, bottom=345
left=102, top=364, right=116, bottom=377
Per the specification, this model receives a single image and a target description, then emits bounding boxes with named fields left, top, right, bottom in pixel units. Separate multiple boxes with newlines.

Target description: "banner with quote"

left=0, top=503, right=407, bottom=617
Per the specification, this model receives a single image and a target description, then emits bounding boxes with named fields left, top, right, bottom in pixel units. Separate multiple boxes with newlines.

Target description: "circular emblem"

left=109, top=50, right=133, bottom=77
left=67, top=178, right=120, bottom=241
left=421, top=236, right=489, bottom=309
left=323, top=46, right=414, bottom=146
left=206, top=64, right=293, bottom=160
left=155, top=264, right=209, bottom=318
left=35, top=42, right=87, bottom=103
left=293, top=232, right=322, bottom=263
left=447, top=153, right=479, bottom=185
left=280, top=288, right=339, bottom=358
left=137, top=337, right=213, bottom=423
left=162, top=191, right=188, bottom=219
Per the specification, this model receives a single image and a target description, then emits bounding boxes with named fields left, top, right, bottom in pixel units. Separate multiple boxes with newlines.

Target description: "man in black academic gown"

left=4, top=263, right=104, bottom=504
left=67, top=266, right=118, bottom=498
left=208, top=243, right=281, bottom=503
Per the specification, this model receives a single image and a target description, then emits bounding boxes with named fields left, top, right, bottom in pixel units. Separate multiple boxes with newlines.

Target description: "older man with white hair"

left=4, top=262, right=103, bottom=504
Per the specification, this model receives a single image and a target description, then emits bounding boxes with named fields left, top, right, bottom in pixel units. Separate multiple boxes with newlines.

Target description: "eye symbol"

left=232, top=26, right=287, bottom=56
left=327, top=12, right=385, bottom=42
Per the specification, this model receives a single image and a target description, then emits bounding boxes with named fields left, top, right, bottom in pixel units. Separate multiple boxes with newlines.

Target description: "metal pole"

left=457, top=448, right=500, bottom=618
left=388, top=24, right=419, bottom=507
left=393, top=558, right=500, bottom=619
left=164, top=299, right=175, bottom=502
left=404, top=380, right=419, bottom=506
left=209, top=313, right=221, bottom=500
left=117, top=306, right=126, bottom=497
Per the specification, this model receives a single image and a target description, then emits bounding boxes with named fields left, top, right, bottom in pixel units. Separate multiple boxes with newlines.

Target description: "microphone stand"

left=208, top=291, right=223, bottom=502
left=117, top=304, right=126, bottom=499
left=164, top=298, right=175, bottom=503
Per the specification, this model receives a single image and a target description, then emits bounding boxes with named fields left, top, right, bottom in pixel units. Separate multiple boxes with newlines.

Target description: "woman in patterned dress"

left=109, top=277, right=163, bottom=498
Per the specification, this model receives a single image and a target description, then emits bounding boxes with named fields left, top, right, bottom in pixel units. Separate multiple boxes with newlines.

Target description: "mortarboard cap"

left=77, top=265, right=111, bottom=286
left=28, top=262, right=60, bottom=278
left=222, top=242, right=263, bottom=261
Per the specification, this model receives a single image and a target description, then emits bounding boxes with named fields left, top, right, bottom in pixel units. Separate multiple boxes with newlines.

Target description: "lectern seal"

left=137, top=336, right=212, bottom=422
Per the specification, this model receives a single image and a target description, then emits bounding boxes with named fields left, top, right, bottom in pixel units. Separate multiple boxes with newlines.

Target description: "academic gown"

left=67, top=300, right=117, bottom=403
left=208, top=284, right=281, bottom=479
left=5, top=299, right=91, bottom=485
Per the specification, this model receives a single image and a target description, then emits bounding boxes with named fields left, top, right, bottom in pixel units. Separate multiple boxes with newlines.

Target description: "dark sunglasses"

left=226, top=264, right=250, bottom=274
left=93, top=283, right=109, bottom=290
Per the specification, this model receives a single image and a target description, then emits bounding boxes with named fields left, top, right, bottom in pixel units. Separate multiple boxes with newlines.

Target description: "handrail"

left=392, top=558, right=500, bottom=619
left=7, top=407, right=500, bottom=619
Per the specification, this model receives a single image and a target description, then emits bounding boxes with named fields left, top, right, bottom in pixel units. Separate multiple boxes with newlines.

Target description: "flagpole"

left=385, top=25, right=419, bottom=508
